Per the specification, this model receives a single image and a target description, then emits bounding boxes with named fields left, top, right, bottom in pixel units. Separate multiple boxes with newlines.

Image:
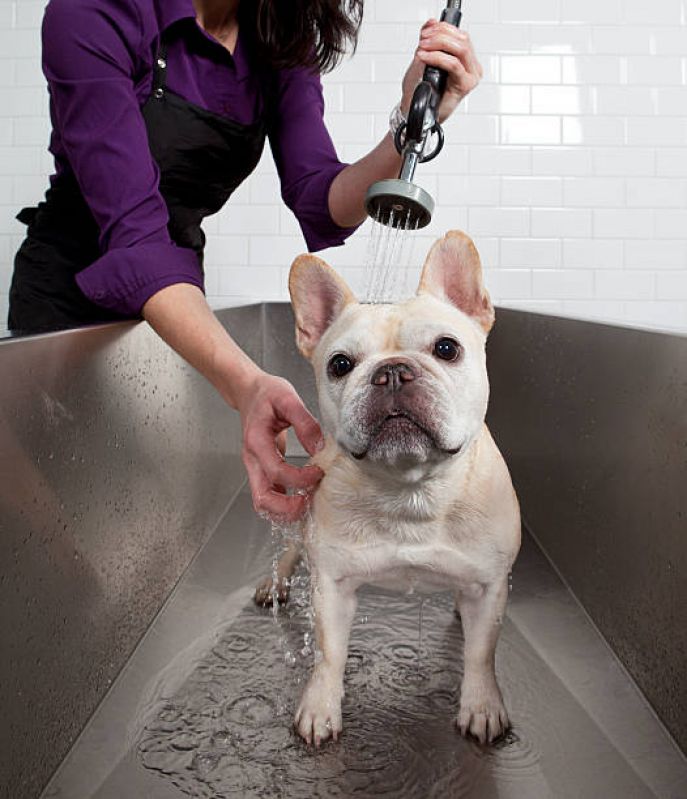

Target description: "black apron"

left=7, top=27, right=267, bottom=334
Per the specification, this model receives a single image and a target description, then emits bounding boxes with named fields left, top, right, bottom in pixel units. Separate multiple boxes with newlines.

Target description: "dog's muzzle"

left=370, top=360, right=417, bottom=391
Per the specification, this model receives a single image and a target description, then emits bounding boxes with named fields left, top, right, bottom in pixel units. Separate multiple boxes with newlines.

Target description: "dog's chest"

left=311, top=530, right=497, bottom=595
left=366, top=556, right=468, bottom=594
left=310, top=449, right=506, bottom=592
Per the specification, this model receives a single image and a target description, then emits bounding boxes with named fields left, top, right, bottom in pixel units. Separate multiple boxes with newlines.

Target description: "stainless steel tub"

left=1, top=304, right=685, bottom=798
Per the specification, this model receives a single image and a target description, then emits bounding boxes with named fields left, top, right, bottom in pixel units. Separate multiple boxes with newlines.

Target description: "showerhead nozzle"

left=364, top=179, right=434, bottom=230
left=365, top=3, right=464, bottom=231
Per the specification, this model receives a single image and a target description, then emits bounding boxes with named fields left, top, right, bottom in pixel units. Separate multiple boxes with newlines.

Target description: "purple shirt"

left=41, top=0, right=358, bottom=315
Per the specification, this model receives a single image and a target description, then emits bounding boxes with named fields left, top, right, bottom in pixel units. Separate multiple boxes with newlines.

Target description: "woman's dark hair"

left=243, top=0, right=364, bottom=74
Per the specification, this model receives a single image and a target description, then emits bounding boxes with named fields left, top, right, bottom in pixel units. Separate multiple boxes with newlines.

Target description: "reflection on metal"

left=487, top=308, right=687, bottom=755
left=262, top=303, right=319, bottom=457
left=0, top=308, right=261, bottom=798
left=1, top=304, right=686, bottom=799
left=43, top=488, right=687, bottom=798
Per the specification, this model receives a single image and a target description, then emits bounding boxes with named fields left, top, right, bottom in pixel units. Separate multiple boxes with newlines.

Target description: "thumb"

left=277, top=393, right=324, bottom=457
left=276, top=429, right=287, bottom=457
left=293, top=408, right=325, bottom=457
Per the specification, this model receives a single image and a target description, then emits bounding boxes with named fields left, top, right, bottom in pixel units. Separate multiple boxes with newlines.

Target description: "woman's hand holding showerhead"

left=402, top=19, right=482, bottom=122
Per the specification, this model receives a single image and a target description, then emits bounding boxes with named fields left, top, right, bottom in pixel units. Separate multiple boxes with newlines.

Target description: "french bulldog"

left=255, top=230, right=521, bottom=747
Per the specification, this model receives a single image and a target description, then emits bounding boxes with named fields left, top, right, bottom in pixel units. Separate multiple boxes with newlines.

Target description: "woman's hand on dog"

left=141, top=285, right=322, bottom=521
left=236, top=371, right=324, bottom=522
left=402, top=20, right=482, bottom=123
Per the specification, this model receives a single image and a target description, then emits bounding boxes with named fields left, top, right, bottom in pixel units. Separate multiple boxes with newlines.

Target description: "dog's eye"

left=328, top=353, right=354, bottom=378
left=434, top=337, right=461, bottom=362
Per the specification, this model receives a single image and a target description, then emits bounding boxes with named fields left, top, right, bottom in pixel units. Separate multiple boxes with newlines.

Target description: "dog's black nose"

left=371, top=360, right=416, bottom=390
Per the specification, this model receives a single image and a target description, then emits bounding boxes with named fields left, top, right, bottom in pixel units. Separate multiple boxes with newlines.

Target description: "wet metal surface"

left=43, top=485, right=687, bottom=799
left=4, top=303, right=687, bottom=798
left=0, top=308, right=260, bottom=798
left=486, top=309, right=687, bottom=754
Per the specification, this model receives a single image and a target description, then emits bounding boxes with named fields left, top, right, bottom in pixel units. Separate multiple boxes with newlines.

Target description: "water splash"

left=136, top=587, right=523, bottom=797
left=364, top=210, right=421, bottom=305
left=268, top=520, right=305, bottom=674
left=265, top=505, right=319, bottom=687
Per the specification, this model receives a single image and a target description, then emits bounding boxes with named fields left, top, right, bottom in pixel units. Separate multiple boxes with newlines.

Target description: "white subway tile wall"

left=1, top=0, right=687, bottom=333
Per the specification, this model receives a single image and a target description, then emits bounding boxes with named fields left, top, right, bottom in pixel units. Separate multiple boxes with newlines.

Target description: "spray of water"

left=267, top=507, right=318, bottom=679
left=364, top=211, right=421, bottom=304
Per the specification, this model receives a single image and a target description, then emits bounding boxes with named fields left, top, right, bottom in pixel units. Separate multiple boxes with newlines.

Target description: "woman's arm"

left=142, top=284, right=324, bottom=521
left=328, top=20, right=483, bottom=229
left=42, top=0, right=203, bottom=314
left=43, top=1, right=322, bottom=520
left=326, top=133, right=402, bottom=229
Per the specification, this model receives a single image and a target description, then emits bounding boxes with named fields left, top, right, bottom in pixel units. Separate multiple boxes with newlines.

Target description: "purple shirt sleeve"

left=268, top=67, right=361, bottom=252
left=42, top=0, right=203, bottom=315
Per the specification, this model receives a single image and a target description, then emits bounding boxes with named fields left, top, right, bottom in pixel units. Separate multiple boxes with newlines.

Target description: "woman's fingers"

left=403, top=20, right=481, bottom=122
left=276, top=429, right=288, bottom=457
left=414, top=23, right=482, bottom=121
left=420, top=33, right=480, bottom=72
left=239, top=373, right=325, bottom=522
left=273, top=391, right=324, bottom=457
left=419, top=28, right=481, bottom=76
left=417, top=49, right=473, bottom=87
left=243, top=450, right=311, bottom=522
left=244, top=423, right=322, bottom=489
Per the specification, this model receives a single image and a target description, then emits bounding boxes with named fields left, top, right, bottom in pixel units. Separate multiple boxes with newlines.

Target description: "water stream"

left=364, top=212, right=421, bottom=304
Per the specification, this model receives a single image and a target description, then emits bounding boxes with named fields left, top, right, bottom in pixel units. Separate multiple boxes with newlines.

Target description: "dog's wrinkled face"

left=314, top=297, right=487, bottom=466
left=290, top=231, right=495, bottom=472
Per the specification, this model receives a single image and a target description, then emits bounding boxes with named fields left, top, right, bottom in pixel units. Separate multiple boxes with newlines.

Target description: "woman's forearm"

left=141, top=282, right=261, bottom=410
left=327, top=131, right=403, bottom=229
left=142, top=282, right=324, bottom=521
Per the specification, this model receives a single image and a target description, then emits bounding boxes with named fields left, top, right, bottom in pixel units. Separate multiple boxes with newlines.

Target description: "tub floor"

left=42, top=478, right=687, bottom=799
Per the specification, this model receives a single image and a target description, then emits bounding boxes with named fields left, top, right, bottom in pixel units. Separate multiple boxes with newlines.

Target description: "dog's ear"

left=417, top=230, right=494, bottom=334
left=289, top=254, right=357, bottom=359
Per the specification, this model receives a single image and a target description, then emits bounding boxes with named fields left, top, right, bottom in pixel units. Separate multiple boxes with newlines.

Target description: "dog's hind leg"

left=254, top=535, right=303, bottom=607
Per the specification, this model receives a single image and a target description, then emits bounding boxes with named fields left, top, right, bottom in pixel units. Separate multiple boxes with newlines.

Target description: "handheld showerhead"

left=364, top=0, right=463, bottom=230
left=364, top=179, right=434, bottom=229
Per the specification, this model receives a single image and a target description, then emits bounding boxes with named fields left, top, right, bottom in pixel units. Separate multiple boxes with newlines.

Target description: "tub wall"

left=2, top=1, right=687, bottom=333
left=1, top=304, right=685, bottom=799
left=0, top=306, right=261, bottom=799
left=485, top=307, right=687, bottom=754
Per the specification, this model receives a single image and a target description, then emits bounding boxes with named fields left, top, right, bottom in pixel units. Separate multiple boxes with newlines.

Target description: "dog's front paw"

left=253, top=574, right=290, bottom=607
left=294, top=673, right=343, bottom=746
left=457, top=677, right=509, bottom=744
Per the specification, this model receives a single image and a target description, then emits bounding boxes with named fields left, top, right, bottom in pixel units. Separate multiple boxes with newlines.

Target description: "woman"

left=7, top=0, right=482, bottom=520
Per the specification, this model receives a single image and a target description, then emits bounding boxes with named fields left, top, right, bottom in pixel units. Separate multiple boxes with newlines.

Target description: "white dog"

left=255, top=230, right=521, bottom=747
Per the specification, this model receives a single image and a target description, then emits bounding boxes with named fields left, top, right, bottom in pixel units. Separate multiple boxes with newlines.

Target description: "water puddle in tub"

left=136, top=569, right=538, bottom=799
